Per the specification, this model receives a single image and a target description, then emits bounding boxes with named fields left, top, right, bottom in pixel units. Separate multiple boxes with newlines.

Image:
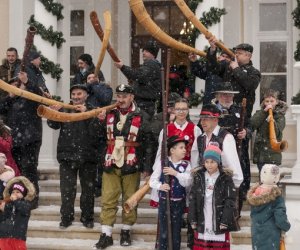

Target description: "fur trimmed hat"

left=78, top=53, right=93, bottom=66
left=4, top=176, right=36, bottom=201
left=203, top=144, right=222, bottom=164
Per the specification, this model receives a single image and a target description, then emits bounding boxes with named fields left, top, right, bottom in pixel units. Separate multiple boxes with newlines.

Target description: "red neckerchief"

left=117, top=104, right=133, bottom=115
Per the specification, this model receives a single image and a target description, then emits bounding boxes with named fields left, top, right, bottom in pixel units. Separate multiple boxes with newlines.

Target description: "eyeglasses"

left=174, top=108, right=189, bottom=113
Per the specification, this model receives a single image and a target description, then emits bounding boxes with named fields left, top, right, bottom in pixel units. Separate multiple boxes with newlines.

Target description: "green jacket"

left=251, top=101, right=287, bottom=165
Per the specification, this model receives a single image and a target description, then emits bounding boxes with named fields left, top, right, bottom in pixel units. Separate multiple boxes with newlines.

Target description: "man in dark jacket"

left=213, top=82, right=251, bottom=215
left=0, top=71, right=44, bottom=209
left=114, top=40, right=162, bottom=117
left=207, top=38, right=261, bottom=119
left=72, top=53, right=105, bottom=86
left=86, top=73, right=112, bottom=108
left=47, top=84, right=101, bottom=229
left=0, top=47, right=21, bottom=121
left=94, top=84, right=153, bottom=249
left=188, top=50, right=231, bottom=105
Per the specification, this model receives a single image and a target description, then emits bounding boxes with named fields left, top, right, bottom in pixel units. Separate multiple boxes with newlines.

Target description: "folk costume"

left=0, top=176, right=36, bottom=250
left=150, top=135, right=192, bottom=250
left=95, top=84, right=153, bottom=249
left=191, top=104, right=243, bottom=188
left=247, top=164, right=290, bottom=250
left=189, top=145, right=239, bottom=250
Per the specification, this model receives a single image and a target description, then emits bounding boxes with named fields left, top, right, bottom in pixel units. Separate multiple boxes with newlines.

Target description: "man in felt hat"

left=207, top=37, right=261, bottom=119
left=72, top=53, right=105, bottom=85
left=47, top=84, right=102, bottom=229
left=94, top=84, right=153, bottom=249
left=191, top=104, right=243, bottom=188
left=114, top=40, right=162, bottom=117
left=213, top=81, right=251, bottom=215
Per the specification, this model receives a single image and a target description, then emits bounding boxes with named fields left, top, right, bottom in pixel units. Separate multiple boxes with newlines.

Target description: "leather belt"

left=107, top=141, right=140, bottom=147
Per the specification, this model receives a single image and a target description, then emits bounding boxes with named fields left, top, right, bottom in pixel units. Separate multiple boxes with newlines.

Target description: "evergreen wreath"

left=28, top=15, right=65, bottom=49
left=292, top=0, right=300, bottom=61
left=38, top=0, right=64, bottom=20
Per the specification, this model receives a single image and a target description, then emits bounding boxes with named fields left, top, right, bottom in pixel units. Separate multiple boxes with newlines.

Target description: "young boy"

left=247, top=164, right=290, bottom=249
left=0, top=176, right=36, bottom=250
left=150, top=135, right=192, bottom=250
left=189, top=144, right=239, bottom=250
left=251, top=89, right=288, bottom=171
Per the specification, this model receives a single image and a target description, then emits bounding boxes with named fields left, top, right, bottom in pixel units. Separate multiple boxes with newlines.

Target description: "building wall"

left=0, top=0, right=9, bottom=59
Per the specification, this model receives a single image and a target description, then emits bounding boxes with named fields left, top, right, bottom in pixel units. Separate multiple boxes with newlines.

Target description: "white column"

left=194, top=0, right=223, bottom=94
left=291, top=105, right=300, bottom=179
left=34, top=0, right=58, bottom=167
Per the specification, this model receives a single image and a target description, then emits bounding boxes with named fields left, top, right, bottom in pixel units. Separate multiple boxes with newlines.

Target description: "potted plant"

left=188, top=90, right=204, bottom=108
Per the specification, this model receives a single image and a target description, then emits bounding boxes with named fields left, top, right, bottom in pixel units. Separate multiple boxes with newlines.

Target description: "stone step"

left=30, top=205, right=251, bottom=227
left=27, top=237, right=252, bottom=250
left=27, top=220, right=251, bottom=245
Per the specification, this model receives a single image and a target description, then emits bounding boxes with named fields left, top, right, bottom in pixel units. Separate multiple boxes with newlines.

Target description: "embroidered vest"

left=167, top=122, right=195, bottom=161
left=159, top=160, right=188, bottom=200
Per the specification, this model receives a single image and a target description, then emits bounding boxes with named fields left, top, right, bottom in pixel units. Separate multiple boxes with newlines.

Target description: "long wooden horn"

left=90, top=11, right=120, bottom=62
left=173, top=0, right=235, bottom=58
left=123, top=179, right=150, bottom=214
left=37, top=102, right=119, bottom=122
left=94, top=11, right=112, bottom=77
left=268, top=109, right=288, bottom=152
left=0, top=79, right=75, bottom=110
left=129, top=0, right=206, bottom=57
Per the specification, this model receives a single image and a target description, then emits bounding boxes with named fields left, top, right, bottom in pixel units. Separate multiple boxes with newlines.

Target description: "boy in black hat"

left=47, top=84, right=101, bottom=229
left=72, top=53, right=105, bottom=85
left=207, top=36, right=261, bottom=119
left=95, top=84, right=153, bottom=249
left=0, top=176, right=36, bottom=250
left=114, top=40, right=162, bottom=117
left=150, top=135, right=192, bottom=250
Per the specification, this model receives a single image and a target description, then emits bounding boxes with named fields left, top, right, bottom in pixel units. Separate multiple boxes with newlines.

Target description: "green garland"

left=31, top=46, right=63, bottom=80
left=28, top=15, right=65, bottom=49
left=38, top=0, right=64, bottom=20
left=292, top=0, right=300, bottom=61
left=188, top=7, right=227, bottom=45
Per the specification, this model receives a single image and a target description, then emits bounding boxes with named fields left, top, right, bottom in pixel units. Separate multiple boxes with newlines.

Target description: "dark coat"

left=47, top=106, right=101, bottom=163
left=188, top=168, right=239, bottom=234
left=247, top=184, right=290, bottom=250
left=190, top=60, right=223, bottom=105
left=86, top=82, right=113, bottom=108
left=207, top=49, right=261, bottom=118
left=0, top=59, right=21, bottom=83
left=251, top=101, right=287, bottom=165
left=99, top=106, right=153, bottom=174
left=0, top=81, right=43, bottom=146
left=121, top=58, right=162, bottom=103
left=0, top=176, right=36, bottom=241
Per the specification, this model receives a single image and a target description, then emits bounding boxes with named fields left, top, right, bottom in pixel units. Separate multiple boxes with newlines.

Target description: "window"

left=257, top=1, right=290, bottom=102
left=70, top=10, right=85, bottom=36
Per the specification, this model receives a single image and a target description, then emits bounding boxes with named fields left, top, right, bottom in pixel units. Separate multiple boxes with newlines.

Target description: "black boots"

left=95, top=233, right=113, bottom=249
left=120, top=229, right=131, bottom=246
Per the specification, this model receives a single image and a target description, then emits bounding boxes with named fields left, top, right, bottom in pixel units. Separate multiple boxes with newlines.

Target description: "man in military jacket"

left=94, top=84, right=153, bottom=249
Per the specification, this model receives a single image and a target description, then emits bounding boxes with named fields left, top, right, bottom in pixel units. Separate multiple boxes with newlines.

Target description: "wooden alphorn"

left=129, top=0, right=206, bottom=57
left=173, top=0, right=235, bottom=58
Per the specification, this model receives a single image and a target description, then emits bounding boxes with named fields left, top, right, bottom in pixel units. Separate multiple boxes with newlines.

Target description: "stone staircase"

left=26, top=164, right=293, bottom=250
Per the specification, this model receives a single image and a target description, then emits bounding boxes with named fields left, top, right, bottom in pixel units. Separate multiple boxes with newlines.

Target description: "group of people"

left=0, top=36, right=291, bottom=250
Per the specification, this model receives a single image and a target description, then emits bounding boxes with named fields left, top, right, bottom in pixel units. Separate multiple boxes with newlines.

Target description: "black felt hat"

left=167, top=135, right=188, bottom=149
left=214, top=82, right=239, bottom=94
left=199, top=104, right=221, bottom=118
left=143, top=40, right=159, bottom=58
left=233, top=43, right=253, bottom=53
left=115, top=84, right=134, bottom=94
